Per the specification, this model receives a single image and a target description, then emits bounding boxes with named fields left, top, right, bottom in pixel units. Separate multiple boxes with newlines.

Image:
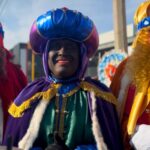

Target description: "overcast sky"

left=0, top=0, right=144, bottom=49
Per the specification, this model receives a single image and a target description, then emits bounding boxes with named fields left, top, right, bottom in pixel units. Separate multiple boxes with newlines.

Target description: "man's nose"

left=58, top=46, right=67, bottom=54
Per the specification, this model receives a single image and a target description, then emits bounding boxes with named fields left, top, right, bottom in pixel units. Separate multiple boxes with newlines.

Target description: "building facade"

left=10, top=43, right=44, bottom=81
left=86, top=24, right=136, bottom=77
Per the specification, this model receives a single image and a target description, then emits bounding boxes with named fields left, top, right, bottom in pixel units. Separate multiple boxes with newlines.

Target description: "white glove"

left=130, top=124, right=150, bottom=150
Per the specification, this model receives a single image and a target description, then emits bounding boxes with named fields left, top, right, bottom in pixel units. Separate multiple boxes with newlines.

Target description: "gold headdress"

left=133, top=0, right=150, bottom=47
left=134, top=0, right=150, bottom=25
left=127, top=0, right=150, bottom=135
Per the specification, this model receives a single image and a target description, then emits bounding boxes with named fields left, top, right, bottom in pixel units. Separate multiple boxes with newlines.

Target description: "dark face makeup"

left=48, top=39, right=80, bottom=79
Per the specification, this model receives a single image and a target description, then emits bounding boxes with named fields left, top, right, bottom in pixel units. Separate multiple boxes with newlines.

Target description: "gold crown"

left=134, top=0, right=150, bottom=25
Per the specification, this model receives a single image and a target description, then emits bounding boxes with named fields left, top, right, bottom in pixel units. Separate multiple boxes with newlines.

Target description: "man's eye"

left=49, top=44, right=61, bottom=50
left=66, top=45, right=78, bottom=50
left=54, top=45, right=61, bottom=50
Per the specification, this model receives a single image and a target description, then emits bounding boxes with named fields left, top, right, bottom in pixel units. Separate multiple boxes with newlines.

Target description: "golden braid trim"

left=8, top=84, right=61, bottom=118
left=80, top=81, right=117, bottom=105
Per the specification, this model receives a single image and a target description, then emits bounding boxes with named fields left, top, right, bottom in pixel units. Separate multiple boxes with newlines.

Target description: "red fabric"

left=0, top=35, right=4, bottom=48
left=110, top=57, right=150, bottom=125
left=0, top=48, right=28, bottom=134
left=124, top=84, right=150, bottom=125
left=110, top=58, right=128, bottom=97
left=0, top=26, right=27, bottom=131
left=111, top=58, right=150, bottom=149
left=123, top=84, right=136, bottom=118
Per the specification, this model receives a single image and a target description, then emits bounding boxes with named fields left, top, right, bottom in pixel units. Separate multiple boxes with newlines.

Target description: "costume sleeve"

left=95, top=94, right=124, bottom=150
left=9, top=63, right=28, bottom=93
left=84, top=78, right=124, bottom=150
left=2, top=78, right=49, bottom=147
left=110, top=58, right=128, bottom=98
left=2, top=101, right=38, bottom=147
left=0, top=60, right=28, bottom=136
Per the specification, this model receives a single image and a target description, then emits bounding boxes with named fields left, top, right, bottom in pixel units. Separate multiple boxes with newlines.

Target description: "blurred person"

left=110, top=1, right=150, bottom=149
left=0, top=22, right=27, bottom=143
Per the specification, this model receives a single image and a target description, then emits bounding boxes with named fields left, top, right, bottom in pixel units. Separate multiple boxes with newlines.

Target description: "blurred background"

left=0, top=0, right=144, bottom=84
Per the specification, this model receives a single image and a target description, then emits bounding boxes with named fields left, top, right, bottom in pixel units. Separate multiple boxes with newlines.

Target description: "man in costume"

left=0, top=22, right=27, bottom=143
left=110, top=1, right=150, bottom=149
left=3, top=8, right=123, bottom=150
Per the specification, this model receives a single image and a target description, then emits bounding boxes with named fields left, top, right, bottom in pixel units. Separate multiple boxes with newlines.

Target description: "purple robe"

left=3, top=77, right=123, bottom=150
